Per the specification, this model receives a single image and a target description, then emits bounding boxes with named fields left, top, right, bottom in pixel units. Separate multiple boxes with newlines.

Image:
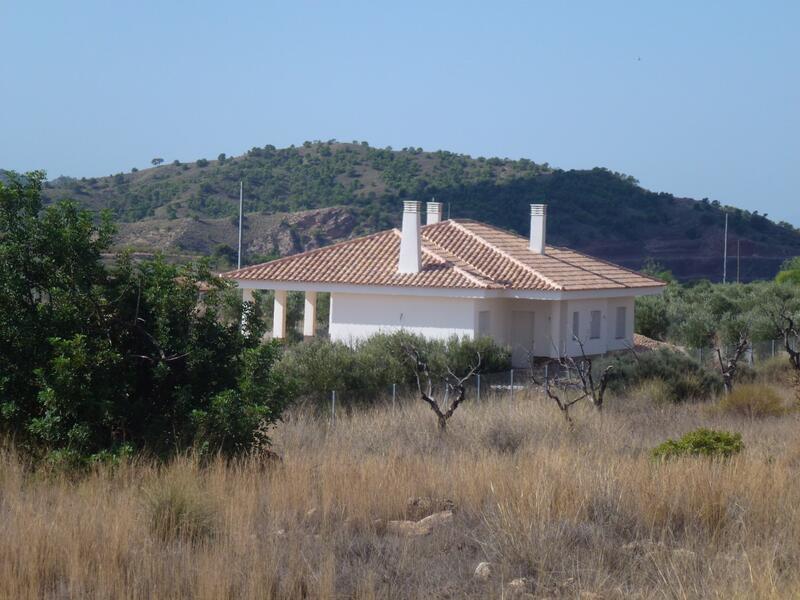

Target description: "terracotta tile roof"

left=220, top=220, right=665, bottom=292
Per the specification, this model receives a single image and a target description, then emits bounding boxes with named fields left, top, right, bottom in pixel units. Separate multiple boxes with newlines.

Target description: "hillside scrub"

left=2, top=389, right=800, bottom=598
left=41, top=142, right=800, bottom=281
left=0, top=172, right=290, bottom=464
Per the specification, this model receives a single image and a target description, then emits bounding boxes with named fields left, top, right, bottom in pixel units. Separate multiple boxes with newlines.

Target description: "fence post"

left=331, top=390, right=336, bottom=425
left=699, top=348, right=703, bottom=363
left=510, top=369, right=514, bottom=402
left=772, top=339, right=776, bottom=357
left=476, top=373, right=481, bottom=403
left=392, top=383, right=396, bottom=410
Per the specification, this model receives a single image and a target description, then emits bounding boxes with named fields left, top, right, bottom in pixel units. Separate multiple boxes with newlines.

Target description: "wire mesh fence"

left=314, top=339, right=796, bottom=423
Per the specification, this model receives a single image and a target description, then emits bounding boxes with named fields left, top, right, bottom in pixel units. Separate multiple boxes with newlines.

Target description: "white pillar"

left=273, top=290, right=287, bottom=339
left=550, top=301, right=563, bottom=358
left=303, top=291, right=317, bottom=339
left=241, top=288, right=255, bottom=333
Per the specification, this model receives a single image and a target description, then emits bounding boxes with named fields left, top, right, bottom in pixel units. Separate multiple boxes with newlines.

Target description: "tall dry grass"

left=2, top=389, right=800, bottom=598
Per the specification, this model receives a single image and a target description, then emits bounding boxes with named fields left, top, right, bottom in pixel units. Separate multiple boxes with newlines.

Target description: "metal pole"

left=722, top=213, right=728, bottom=284
left=237, top=181, right=243, bottom=269
left=510, top=369, right=514, bottom=402
left=476, top=373, right=481, bottom=403
left=772, top=339, right=775, bottom=357
left=392, top=383, right=396, bottom=410
left=331, top=390, right=336, bottom=425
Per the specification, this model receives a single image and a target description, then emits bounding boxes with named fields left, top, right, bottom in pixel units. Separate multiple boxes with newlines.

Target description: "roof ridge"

left=448, top=220, right=564, bottom=291
left=391, top=229, right=492, bottom=288
left=420, top=231, right=499, bottom=287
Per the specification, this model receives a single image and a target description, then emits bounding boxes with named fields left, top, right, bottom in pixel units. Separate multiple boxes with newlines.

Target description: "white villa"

left=221, top=202, right=665, bottom=367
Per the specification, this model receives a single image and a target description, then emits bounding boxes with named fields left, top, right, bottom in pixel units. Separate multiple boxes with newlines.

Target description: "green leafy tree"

left=0, top=172, right=290, bottom=464
left=151, top=158, right=164, bottom=167
left=776, top=257, right=800, bottom=285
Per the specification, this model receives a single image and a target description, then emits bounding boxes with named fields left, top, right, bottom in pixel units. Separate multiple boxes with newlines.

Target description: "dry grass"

left=3, top=390, right=800, bottom=599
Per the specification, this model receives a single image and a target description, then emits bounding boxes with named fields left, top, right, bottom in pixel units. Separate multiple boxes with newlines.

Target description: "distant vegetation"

left=40, top=141, right=800, bottom=281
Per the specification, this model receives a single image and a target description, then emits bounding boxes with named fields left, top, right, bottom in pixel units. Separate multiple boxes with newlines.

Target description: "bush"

left=755, top=355, right=795, bottom=384
left=652, top=428, right=744, bottom=460
left=631, top=378, right=673, bottom=405
left=605, top=349, right=722, bottom=403
left=196, top=158, right=209, bottom=167
left=717, top=384, right=785, bottom=418
left=274, top=331, right=510, bottom=404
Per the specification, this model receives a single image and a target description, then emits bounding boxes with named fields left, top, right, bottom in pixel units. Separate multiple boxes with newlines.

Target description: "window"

left=615, top=306, right=627, bottom=339
left=478, top=311, right=491, bottom=338
left=572, top=311, right=580, bottom=340
left=590, top=310, right=601, bottom=339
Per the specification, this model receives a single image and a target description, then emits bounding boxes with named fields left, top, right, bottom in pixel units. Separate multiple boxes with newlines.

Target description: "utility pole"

left=722, top=212, right=728, bottom=284
left=237, top=181, right=243, bottom=269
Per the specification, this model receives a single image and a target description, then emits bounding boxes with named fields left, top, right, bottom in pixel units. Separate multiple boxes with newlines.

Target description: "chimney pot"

left=426, top=201, right=443, bottom=225
left=529, top=204, right=547, bottom=254
left=398, top=201, right=422, bottom=273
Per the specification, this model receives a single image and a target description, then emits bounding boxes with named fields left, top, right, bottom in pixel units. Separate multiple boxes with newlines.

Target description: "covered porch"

left=240, top=285, right=329, bottom=340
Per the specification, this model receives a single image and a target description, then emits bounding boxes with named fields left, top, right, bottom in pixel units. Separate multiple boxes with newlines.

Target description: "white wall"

left=329, top=292, right=476, bottom=343
left=564, top=297, right=635, bottom=356
left=328, top=291, right=636, bottom=360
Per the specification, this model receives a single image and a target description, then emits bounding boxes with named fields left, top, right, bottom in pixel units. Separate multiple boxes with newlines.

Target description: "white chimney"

left=426, top=201, right=442, bottom=225
left=398, top=200, right=422, bottom=273
left=529, top=204, right=547, bottom=254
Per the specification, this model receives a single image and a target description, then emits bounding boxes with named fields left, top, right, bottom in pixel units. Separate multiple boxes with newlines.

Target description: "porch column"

left=550, top=301, right=563, bottom=358
left=303, top=291, right=317, bottom=339
left=273, top=290, right=287, bottom=339
left=241, top=288, right=255, bottom=333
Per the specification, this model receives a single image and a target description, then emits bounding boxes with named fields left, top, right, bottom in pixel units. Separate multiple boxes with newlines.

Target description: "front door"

left=511, top=310, right=535, bottom=368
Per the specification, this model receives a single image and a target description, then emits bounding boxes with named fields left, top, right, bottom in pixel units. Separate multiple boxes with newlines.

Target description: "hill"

left=42, top=141, right=800, bottom=281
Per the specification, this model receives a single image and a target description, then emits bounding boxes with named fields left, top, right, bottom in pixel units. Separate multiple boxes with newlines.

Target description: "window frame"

left=589, top=310, right=602, bottom=340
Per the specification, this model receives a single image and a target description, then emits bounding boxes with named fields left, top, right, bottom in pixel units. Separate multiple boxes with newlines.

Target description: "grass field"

left=2, top=386, right=800, bottom=599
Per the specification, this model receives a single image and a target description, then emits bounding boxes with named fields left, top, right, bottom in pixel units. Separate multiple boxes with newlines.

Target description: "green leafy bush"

left=605, top=349, right=722, bottom=403
left=717, top=384, right=785, bottom=418
left=275, top=331, right=510, bottom=403
left=652, top=428, right=744, bottom=460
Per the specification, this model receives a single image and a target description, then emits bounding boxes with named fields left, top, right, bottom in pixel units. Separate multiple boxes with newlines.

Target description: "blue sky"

left=2, top=1, right=798, bottom=224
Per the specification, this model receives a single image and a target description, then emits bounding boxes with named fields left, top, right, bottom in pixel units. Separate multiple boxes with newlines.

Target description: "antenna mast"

left=237, top=181, right=243, bottom=269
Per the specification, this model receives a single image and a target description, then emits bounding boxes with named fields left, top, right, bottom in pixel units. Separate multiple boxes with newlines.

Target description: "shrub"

left=605, top=349, right=722, bottom=403
left=652, top=428, right=744, bottom=460
left=274, top=331, right=510, bottom=404
left=631, top=378, right=673, bottom=405
left=717, top=384, right=785, bottom=418
left=755, top=355, right=795, bottom=384
left=196, top=158, right=209, bottom=167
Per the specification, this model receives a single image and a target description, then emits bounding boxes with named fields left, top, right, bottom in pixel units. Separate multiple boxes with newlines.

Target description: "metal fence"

left=319, top=339, right=795, bottom=421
